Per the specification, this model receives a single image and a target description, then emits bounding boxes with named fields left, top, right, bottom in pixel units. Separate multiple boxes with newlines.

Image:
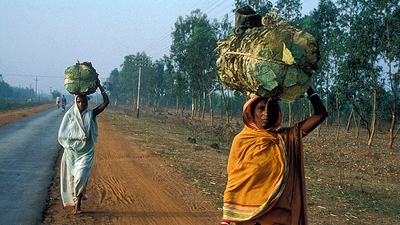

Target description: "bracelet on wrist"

left=308, top=93, right=318, bottom=99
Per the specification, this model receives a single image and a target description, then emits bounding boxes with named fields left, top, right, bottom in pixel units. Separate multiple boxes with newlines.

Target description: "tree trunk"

left=335, top=96, right=340, bottom=144
left=387, top=62, right=398, bottom=149
left=209, top=92, right=214, bottom=125
left=367, top=74, right=377, bottom=146
left=356, top=116, right=361, bottom=138
left=199, top=93, right=203, bottom=119
left=191, top=87, right=195, bottom=119
left=325, top=87, right=329, bottom=127
left=346, top=107, right=354, bottom=131
left=202, top=92, right=206, bottom=120
left=175, top=95, right=179, bottom=115
left=388, top=111, right=395, bottom=149
left=220, top=86, right=230, bottom=124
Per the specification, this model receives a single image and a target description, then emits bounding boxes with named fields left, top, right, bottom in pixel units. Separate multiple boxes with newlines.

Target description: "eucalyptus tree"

left=186, top=25, right=218, bottom=121
left=171, top=9, right=217, bottom=120
left=335, top=0, right=385, bottom=145
left=214, top=14, right=234, bottom=124
left=104, top=68, right=120, bottom=105
left=376, top=0, right=400, bottom=149
left=275, top=0, right=302, bottom=26
left=147, top=59, right=165, bottom=109
left=0, top=74, right=13, bottom=99
left=118, top=52, right=152, bottom=109
left=162, top=55, right=188, bottom=114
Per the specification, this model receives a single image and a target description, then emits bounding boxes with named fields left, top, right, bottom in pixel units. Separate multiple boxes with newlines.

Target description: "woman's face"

left=76, top=95, right=88, bottom=112
left=253, top=99, right=279, bottom=130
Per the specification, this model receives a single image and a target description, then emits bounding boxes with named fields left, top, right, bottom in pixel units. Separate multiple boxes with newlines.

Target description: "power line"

left=138, top=0, right=235, bottom=60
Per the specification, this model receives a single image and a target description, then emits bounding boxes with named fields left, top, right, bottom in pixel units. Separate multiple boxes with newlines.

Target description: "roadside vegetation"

left=0, top=99, right=52, bottom=112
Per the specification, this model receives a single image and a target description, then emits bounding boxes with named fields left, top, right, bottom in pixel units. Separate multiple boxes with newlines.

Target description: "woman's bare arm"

left=93, top=79, right=109, bottom=117
left=299, top=87, right=328, bottom=135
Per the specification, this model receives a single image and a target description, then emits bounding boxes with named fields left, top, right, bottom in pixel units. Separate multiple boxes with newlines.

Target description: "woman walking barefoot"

left=58, top=78, right=109, bottom=214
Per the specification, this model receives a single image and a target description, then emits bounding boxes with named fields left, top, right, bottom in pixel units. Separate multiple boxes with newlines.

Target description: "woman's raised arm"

left=93, top=79, right=109, bottom=116
left=300, top=87, right=328, bottom=135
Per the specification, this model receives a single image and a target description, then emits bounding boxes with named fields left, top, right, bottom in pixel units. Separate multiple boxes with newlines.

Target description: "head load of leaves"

left=64, top=61, right=99, bottom=95
left=216, top=6, right=320, bottom=102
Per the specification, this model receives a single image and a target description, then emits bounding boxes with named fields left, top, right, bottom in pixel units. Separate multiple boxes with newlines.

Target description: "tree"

left=104, top=68, right=120, bottom=105
left=214, top=14, right=234, bottom=123
left=186, top=24, right=218, bottom=122
left=171, top=9, right=217, bottom=120
left=376, top=0, right=400, bottom=149
left=118, top=52, right=152, bottom=108
left=51, top=90, right=61, bottom=100
left=0, top=74, right=13, bottom=99
left=275, top=0, right=302, bottom=26
left=334, top=0, right=385, bottom=146
left=163, top=55, right=189, bottom=114
left=351, top=1, right=385, bottom=146
left=149, top=59, right=165, bottom=108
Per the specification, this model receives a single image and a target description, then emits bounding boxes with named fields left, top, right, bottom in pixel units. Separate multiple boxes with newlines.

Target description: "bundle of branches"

left=64, top=61, right=98, bottom=95
left=216, top=7, right=320, bottom=102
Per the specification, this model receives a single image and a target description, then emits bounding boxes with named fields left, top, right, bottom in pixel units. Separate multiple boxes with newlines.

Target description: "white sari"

left=58, top=101, right=98, bottom=207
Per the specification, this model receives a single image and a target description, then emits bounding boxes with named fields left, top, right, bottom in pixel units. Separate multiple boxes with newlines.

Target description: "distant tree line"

left=103, top=0, right=400, bottom=148
left=0, top=74, right=54, bottom=111
left=0, top=74, right=35, bottom=100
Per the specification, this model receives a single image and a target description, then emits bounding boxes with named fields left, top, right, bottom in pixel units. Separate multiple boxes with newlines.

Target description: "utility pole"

left=131, top=55, right=150, bottom=118
left=136, top=65, right=141, bottom=118
left=34, top=77, right=39, bottom=99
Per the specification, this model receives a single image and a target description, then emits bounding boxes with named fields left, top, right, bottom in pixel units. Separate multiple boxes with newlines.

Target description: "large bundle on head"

left=64, top=61, right=98, bottom=95
left=216, top=6, right=320, bottom=102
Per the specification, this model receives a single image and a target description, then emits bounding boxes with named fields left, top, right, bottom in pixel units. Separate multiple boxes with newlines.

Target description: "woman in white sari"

left=58, top=79, right=109, bottom=214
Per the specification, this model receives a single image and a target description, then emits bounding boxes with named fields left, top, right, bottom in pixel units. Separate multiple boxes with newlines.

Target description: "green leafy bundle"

left=64, top=61, right=98, bottom=95
left=216, top=12, right=320, bottom=102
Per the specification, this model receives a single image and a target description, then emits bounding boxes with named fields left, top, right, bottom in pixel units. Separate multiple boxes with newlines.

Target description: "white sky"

left=0, top=0, right=317, bottom=95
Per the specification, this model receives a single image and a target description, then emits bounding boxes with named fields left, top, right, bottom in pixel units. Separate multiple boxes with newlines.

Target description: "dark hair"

left=76, top=95, right=88, bottom=102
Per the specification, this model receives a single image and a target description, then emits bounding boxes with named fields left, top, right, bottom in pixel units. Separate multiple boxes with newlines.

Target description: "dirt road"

left=42, top=114, right=221, bottom=224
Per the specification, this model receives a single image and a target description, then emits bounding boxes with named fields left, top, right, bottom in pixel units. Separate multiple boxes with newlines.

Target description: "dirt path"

left=43, top=114, right=221, bottom=224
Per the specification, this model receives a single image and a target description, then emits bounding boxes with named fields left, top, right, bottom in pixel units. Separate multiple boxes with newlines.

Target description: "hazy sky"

left=0, top=0, right=317, bottom=95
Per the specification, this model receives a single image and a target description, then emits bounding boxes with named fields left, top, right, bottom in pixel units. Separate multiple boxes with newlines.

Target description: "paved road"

left=0, top=106, right=67, bottom=225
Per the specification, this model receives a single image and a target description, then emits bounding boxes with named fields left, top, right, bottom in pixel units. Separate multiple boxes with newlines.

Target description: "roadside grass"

left=0, top=99, right=51, bottom=112
left=103, top=106, right=400, bottom=224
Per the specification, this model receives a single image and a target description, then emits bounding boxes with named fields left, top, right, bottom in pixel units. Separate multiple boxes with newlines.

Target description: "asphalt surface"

left=0, top=105, right=67, bottom=225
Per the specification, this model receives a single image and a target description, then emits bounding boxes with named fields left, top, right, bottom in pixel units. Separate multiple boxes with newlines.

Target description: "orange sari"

left=222, top=96, right=307, bottom=225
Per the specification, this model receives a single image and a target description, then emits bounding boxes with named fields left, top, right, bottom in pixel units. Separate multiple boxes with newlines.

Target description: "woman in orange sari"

left=222, top=87, right=328, bottom=225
